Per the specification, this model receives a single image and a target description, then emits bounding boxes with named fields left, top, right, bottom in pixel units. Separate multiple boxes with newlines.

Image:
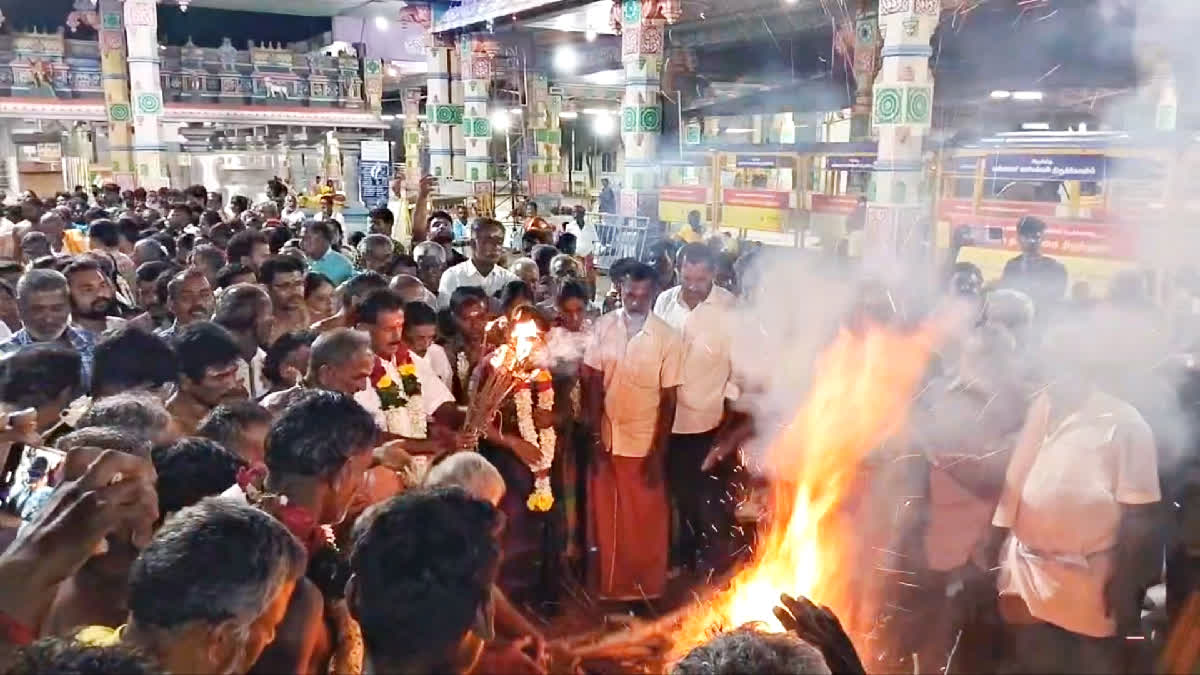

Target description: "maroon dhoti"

left=587, top=454, right=669, bottom=600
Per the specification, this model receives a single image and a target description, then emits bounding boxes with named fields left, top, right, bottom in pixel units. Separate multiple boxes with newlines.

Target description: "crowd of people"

left=0, top=179, right=1193, bottom=675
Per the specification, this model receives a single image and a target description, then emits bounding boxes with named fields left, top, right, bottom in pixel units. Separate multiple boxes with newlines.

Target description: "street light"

left=490, top=110, right=511, bottom=131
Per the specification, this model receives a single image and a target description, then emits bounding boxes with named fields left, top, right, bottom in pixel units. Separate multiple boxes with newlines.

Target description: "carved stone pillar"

left=123, top=0, right=167, bottom=188
left=98, top=0, right=134, bottom=188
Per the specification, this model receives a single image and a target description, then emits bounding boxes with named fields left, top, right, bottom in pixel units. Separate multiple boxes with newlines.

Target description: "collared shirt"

left=236, top=348, right=269, bottom=399
left=354, top=349, right=455, bottom=438
left=282, top=209, right=307, bottom=226
left=437, top=259, right=518, bottom=309
left=154, top=321, right=179, bottom=341
left=653, top=284, right=736, bottom=434
left=993, top=391, right=1161, bottom=638
left=583, top=310, right=683, bottom=457
left=0, top=325, right=96, bottom=389
left=309, top=249, right=355, bottom=286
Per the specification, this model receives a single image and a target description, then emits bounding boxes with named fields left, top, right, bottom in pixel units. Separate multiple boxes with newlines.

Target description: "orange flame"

left=488, top=319, right=544, bottom=376
left=669, top=323, right=937, bottom=659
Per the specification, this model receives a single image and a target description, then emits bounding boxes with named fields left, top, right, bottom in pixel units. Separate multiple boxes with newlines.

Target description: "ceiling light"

left=582, top=107, right=615, bottom=115
left=585, top=30, right=597, bottom=42
left=381, top=114, right=395, bottom=121
left=560, top=111, right=579, bottom=119
left=1021, top=122, right=1050, bottom=130
left=510, top=108, right=523, bottom=115
left=491, top=110, right=511, bottom=132
left=581, top=69, right=623, bottom=86
left=990, top=90, right=1012, bottom=100
left=386, top=67, right=398, bottom=77
left=724, top=128, right=753, bottom=134
left=1013, top=91, right=1043, bottom=101
left=553, top=45, right=578, bottom=73
left=592, top=113, right=615, bottom=136
left=374, top=16, right=390, bottom=31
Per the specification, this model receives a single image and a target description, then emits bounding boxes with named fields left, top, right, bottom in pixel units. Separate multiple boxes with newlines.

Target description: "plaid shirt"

left=0, top=325, right=96, bottom=389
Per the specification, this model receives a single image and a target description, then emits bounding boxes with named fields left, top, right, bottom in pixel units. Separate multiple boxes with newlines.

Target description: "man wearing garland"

left=353, top=289, right=457, bottom=469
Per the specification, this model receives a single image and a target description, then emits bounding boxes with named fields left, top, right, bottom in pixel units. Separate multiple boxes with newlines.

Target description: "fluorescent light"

left=560, top=111, right=579, bottom=119
left=593, top=114, right=615, bottom=136
left=491, top=110, right=511, bottom=131
left=582, top=108, right=616, bottom=115
left=580, top=69, right=624, bottom=86
left=724, top=128, right=753, bottom=134
left=1013, top=91, right=1043, bottom=101
left=586, top=30, right=597, bottom=42
left=509, top=108, right=523, bottom=115
left=990, top=90, right=1012, bottom=99
left=553, top=45, right=578, bottom=73
left=374, top=16, right=390, bottom=30
left=1021, top=122, right=1050, bottom=130
left=380, top=114, right=396, bottom=121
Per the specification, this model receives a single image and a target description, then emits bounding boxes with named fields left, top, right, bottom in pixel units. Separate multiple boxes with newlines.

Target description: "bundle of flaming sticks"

left=462, top=317, right=544, bottom=446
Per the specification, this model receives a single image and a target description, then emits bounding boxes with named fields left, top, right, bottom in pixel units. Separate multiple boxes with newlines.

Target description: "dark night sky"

left=0, top=0, right=331, bottom=49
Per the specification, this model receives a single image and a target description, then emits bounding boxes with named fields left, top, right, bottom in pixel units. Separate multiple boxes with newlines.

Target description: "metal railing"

left=587, top=212, right=651, bottom=270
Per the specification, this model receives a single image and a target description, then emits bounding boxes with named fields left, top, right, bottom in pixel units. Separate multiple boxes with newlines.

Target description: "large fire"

left=668, top=322, right=937, bottom=660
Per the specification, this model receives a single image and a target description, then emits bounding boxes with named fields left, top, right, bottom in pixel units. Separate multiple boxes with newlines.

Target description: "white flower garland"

left=514, top=377, right=556, bottom=512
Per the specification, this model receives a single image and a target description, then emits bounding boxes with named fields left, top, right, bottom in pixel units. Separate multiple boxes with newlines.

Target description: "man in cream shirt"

left=652, top=242, right=739, bottom=577
left=992, top=320, right=1161, bottom=674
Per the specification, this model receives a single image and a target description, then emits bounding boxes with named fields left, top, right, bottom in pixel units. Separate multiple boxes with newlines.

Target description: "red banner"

left=938, top=204, right=1137, bottom=260
left=811, top=194, right=862, bottom=215
left=722, top=189, right=789, bottom=209
left=659, top=186, right=708, bottom=203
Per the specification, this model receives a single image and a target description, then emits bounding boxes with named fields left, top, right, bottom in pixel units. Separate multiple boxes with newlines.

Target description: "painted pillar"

left=619, top=0, right=666, bottom=219
left=449, top=44, right=466, bottom=180
left=426, top=37, right=453, bottom=179
left=0, top=121, right=18, bottom=194
left=851, top=0, right=880, bottom=140
left=461, top=37, right=493, bottom=185
left=123, top=0, right=166, bottom=189
left=98, top=0, right=134, bottom=189
left=363, top=58, right=384, bottom=115
left=527, top=74, right=561, bottom=198
left=402, top=87, right=423, bottom=189
left=865, top=0, right=939, bottom=267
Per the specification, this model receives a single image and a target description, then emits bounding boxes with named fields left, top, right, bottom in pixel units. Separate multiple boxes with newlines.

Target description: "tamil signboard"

left=826, top=155, right=875, bottom=171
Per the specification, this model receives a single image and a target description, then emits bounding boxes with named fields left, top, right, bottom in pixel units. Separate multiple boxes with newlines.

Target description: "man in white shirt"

left=583, top=262, right=683, bottom=601
left=353, top=289, right=457, bottom=458
left=213, top=283, right=273, bottom=400
left=437, top=217, right=517, bottom=309
left=652, top=242, right=741, bottom=577
left=992, top=320, right=1161, bottom=674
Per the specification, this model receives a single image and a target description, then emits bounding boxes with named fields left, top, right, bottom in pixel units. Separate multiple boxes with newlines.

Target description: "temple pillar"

left=123, top=0, right=166, bottom=189
left=449, top=45, right=466, bottom=180
left=865, top=0, right=939, bottom=268
left=461, top=38, right=493, bottom=185
left=426, top=37, right=453, bottom=179
left=619, top=0, right=666, bottom=220
left=527, top=73, right=561, bottom=199
left=98, top=0, right=134, bottom=189
left=402, top=87, right=424, bottom=189
left=0, top=121, right=18, bottom=194
left=851, top=0, right=880, bottom=140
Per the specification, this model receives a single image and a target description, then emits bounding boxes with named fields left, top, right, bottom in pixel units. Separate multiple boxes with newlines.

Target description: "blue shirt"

left=309, top=249, right=355, bottom=286
left=0, top=325, right=96, bottom=390
left=452, top=219, right=469, bottom=242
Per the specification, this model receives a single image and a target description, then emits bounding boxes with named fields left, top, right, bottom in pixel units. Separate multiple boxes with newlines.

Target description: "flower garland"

left=515, top=370, right=556, bottom=512
left=373, top=354, right=427, bottom=439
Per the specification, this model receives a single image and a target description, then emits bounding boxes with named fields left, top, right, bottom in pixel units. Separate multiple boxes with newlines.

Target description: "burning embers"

left=665, top=323, right=937, bottom=661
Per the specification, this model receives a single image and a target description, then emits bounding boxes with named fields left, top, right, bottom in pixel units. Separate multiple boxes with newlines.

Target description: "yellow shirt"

left=63, top=229, right=89, bottom=255
left=676, top=226, right=703, bottom=244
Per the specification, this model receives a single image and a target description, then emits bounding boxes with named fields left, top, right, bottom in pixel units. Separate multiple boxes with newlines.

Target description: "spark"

left=1035, top=63, right=1062, bottom=83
